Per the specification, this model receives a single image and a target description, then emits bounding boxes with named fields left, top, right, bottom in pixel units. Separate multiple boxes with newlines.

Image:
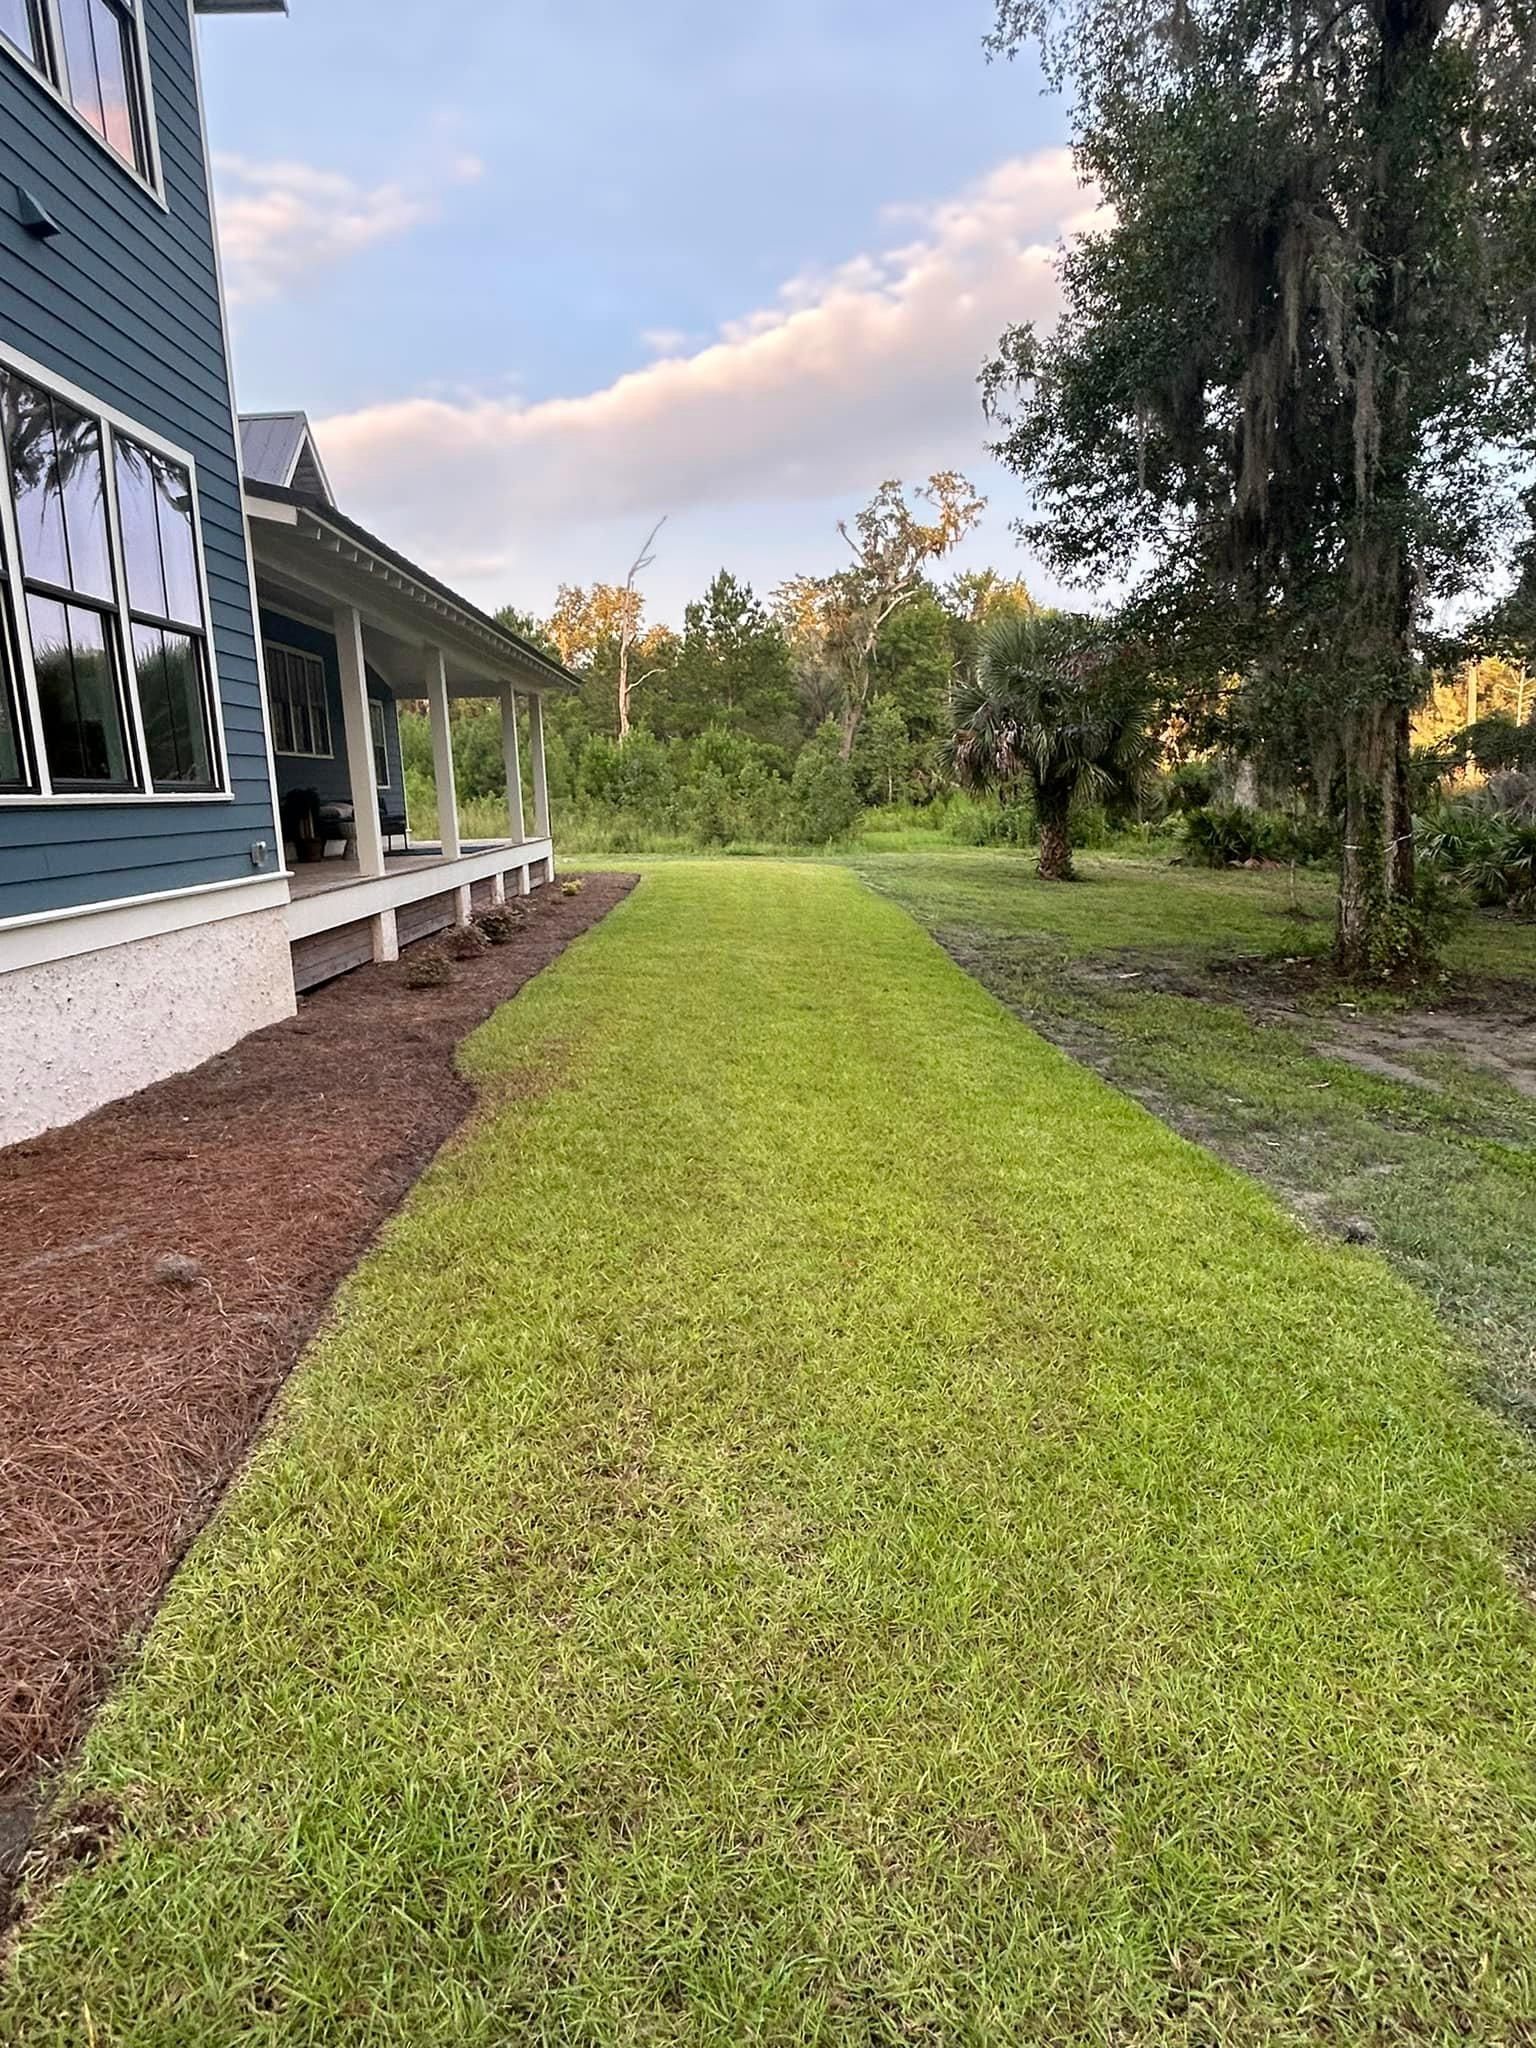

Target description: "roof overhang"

left=193, top=3, right=288, bottom=14
left=244, top=487, right=577, bottom=697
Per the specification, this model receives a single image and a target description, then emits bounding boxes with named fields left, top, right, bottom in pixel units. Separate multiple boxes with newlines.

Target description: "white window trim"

left=0, top=334, right=231, bottom=806
left=0, top=0, right=166, bottom=208
left=369, top=695, right=390, bottom=789
left=265, top=639, right=332, bottom=760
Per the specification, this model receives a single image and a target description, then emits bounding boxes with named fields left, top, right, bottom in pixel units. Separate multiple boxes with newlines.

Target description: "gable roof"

left=238, top=412, right=335, bottom=506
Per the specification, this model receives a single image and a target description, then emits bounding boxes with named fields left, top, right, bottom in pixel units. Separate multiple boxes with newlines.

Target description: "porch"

left=286, top=836, right=556, bottom=992
left=242, top=475, right=576, bottom=992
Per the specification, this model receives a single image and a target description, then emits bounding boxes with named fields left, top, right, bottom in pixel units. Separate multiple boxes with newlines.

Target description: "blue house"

left=0, top=4, right=573, bottom=1146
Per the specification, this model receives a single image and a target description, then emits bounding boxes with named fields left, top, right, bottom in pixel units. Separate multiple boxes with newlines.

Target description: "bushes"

left=1181, top=803, right=1336, bottom=867
left=1418, top=798, right=1536, bottom=911
left=789, top=723, right=861, bottom=845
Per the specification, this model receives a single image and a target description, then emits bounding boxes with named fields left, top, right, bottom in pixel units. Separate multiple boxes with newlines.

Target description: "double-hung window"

left=0, top=0, right=153, bottom=184
left=266, top=643, right=332, bottom=759
left=0, top=359, right=225, bottom=800
left=4, top=373, right=134, bottom=790
left=369, top=698, right=390, bottom=789
left=116, top=439, right=216, bottom=788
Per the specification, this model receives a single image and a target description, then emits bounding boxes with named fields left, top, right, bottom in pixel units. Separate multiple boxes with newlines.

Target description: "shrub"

left=789, top=723, right=862, bottom=845
left=561, top=878, right=584, bottom=897
left=475, top=905, right=522, bottom=945
left=1165, top=759, right=1219, bottom=814
left=1182, top=803, right=1335, bottom=867
left=403, top=949, right=452, bottom=989
left=1181, top=803, right=1274, bottom=865
left=447, top=921, right=487, bottom=960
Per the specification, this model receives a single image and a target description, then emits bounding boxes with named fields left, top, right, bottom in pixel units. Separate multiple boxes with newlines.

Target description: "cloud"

left=312, top=148, right=1099, bottom=607
left=214, top=153, right=483, bottom=306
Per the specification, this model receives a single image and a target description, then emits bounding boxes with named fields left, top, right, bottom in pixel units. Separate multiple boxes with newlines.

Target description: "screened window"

left=116, top=437, right=215, bottom=788
left=267, top=643, right=332, bottom=758
left=0, top=364, right=225, bottom=800
left=369, top=697, right=390, bottom=788
left=3, top=370, right=133, bottom=791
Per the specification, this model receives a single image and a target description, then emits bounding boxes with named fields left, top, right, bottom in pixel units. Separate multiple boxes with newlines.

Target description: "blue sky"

left=199, top=2, right=1081, bottom=624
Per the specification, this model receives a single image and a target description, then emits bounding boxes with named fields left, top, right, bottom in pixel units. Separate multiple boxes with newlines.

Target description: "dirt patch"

left=0, top=872, right=636, bottom=1906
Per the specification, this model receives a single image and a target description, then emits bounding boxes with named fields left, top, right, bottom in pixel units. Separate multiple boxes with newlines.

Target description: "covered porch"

left=244, top=480, right=573, bottom=990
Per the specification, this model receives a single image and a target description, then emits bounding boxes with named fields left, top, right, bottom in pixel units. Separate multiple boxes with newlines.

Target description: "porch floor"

left=287, top=841, right=522, bottom=901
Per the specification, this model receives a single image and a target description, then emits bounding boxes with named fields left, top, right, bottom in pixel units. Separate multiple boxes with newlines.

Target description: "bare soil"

left=0, top=873, right=636, bottom=1910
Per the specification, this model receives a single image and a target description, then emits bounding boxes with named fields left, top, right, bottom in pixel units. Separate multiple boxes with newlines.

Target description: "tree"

left=852, top=696, right=914, bottom=807
left=950, top=611, right=1153, bottom=880
left=983, top=0, right=1536, bottom=971
left=777, top=472, right=984, bottom=761
left=546, top=582, right=677, bottom=738
left=942, top=568, right=1038, bottom=686
left=494, top=605, right=560, bottom=663
left=616, top=518, right=667, bottom=744
left=652, top=570, right=796, bottom=741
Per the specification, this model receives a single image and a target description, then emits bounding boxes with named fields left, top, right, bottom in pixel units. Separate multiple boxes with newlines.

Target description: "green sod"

left=6, top=861, right=1536, bottom=2044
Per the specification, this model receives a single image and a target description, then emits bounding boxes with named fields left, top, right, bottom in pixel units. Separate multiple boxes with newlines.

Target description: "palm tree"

left=950, top=612, right=1153, bottom=881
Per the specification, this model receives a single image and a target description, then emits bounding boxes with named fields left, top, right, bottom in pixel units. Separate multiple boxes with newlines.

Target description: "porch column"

left=500, top=683, right=526, bottom=843
left=528, top=690, right=550, bottom=839
left=334, top=605, right=384, bottom=878
left=425, top=646, right=461, bottom=861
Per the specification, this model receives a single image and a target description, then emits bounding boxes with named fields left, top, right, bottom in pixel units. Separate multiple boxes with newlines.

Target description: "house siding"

left=262, top=608, right=404, bottom=822
left=0, top=0, right=278, bottom=921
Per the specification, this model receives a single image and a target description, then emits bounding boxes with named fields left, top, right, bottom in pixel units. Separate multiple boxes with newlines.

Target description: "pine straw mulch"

left=0, top=871, right=637, bottom=1906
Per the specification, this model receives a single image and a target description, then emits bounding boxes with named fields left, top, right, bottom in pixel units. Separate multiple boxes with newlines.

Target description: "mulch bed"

left=0, top=872, right=636, bottom=1905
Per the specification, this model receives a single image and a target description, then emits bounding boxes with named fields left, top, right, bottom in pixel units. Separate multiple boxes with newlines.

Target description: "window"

left=369, top=697, right=390, bottom=788
left=1, top=0, right=152, bottom=183
left=116, top=438, right=215, bottom=788
left=0, top=568, right=29, bottom=791
left=3, top=370, right=133, bottom=790
left=0, top=358, right=225, bottom=800
left=0, top=0, right=46, bottom=68
left=266, top=643, right=332, bottom=759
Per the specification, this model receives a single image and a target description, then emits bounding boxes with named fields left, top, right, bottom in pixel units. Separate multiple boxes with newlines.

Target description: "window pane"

left=370, top=699, right=389, bottom=786
left=4, top=375, right=69, bottom=591
left=155, top=456, right=200, bottom=625
left=28, top=593, right=132, bottom=787
left=0, top=624, right=24, bottom=787
left=55, top=401, right=113, bottom=601
left=114, top=437, right=162, bottom=615
left=0, top=0, right=41, bottom=65
left=3, top=377, right=112, bottom=602
left=59, top=0, right=144, bottom=172
left=134, top=624, right=212, bottom=788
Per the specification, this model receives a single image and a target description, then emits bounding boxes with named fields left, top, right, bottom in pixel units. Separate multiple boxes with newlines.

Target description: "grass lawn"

left=863, top=847, right=1536, bottom=1428
left=7, top=861, right=1536, bottom=2043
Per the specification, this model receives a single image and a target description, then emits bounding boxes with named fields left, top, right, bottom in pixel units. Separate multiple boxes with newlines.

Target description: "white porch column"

left=528, top=690, right=550, bottom=839
left=425, top=646, right=461, bottom=862
left=500, top=683, right=526, bottom=843
left=334, top=605, right=384, bottom=879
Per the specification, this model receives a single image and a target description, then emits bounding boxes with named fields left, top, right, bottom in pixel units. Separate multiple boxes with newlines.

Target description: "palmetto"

left=950, top=611, right=1154, bottom=880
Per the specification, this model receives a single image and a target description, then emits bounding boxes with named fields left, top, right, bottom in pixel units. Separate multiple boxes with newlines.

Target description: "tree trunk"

left=1335, top=701, right=1401, bottom=975
left=1391, top=705, right=1415, bottom=900
left=1037, top=806, right=1074, bottom=881
left=838, top=695, right=863, bottom=761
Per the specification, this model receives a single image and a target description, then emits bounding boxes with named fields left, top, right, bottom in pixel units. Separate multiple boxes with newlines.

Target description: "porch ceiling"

left=244, top=488, right=575, bottom=699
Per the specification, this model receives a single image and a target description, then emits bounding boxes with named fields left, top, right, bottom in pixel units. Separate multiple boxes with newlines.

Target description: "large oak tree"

left=983, top=0, right=1536, bottom=971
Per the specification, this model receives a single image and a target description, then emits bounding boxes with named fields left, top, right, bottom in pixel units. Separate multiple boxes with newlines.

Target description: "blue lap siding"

left=261, top=608, right=405, bottom=820
left=0, top=0, right=278, bottom=920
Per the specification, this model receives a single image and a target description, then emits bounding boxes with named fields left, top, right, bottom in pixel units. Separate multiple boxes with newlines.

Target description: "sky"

left=198, top=1, right=1088, bottom=628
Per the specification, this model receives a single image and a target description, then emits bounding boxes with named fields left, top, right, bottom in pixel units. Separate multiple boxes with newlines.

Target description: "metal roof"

left=238, top=412, right=335, bottom=504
